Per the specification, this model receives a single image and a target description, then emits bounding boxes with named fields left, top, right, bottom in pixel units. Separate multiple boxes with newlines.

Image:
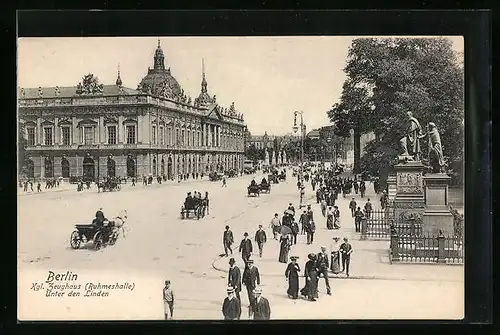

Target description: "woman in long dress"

left=326, top=206, right=334, bottom=229
left=330, top=236, right=342, bottom=274
left=285, top=256, right=301, bottom=299
left=278, top=234, right=291, bottom=263
left=301, top=253, right=319, bottom=301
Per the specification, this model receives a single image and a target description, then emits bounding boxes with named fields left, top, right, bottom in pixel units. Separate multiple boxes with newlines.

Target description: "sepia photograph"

left=17, top=35, right=465, bottom=320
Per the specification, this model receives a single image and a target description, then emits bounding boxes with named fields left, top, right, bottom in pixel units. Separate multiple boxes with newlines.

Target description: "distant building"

left=18, top=40, right=246, bottom=180
left=246, top=131, right=300, bottom=150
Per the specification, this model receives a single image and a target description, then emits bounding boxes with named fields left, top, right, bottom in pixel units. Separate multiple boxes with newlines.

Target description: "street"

left=18, top=171, right=463, bottom=320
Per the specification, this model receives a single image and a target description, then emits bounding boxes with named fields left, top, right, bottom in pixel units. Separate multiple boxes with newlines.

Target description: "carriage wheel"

left=93, top=232, right=104, bottom=251
left=70, top=231, right=81, bottom=249
left=181, top=210, right=185, bottom=220
left=108, top=232, right=118, bottom=245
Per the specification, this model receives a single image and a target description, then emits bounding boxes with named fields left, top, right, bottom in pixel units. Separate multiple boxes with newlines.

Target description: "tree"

left=244, top=144, right=264, bottom=163
left=76, top=73, right=104, bottom=95
left=328, top=37, right=464, bottom=187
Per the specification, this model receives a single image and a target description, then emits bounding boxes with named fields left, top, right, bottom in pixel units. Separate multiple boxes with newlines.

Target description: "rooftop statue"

left=76, top=74, right=104, bottom=95
left=38, top=87, right=43, bottom=98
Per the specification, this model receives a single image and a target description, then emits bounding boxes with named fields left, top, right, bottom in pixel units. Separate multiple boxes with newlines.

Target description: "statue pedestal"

left=422, top=173, right=454, bottom=235
left=393, top=161, right=426, bottom=220
left=387, top=175, right=397, bottom=207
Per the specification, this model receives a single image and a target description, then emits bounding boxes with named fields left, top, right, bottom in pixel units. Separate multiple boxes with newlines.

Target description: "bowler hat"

left=308, top=253, right=316, bottom=260
left=227, top=286, right=235, bottom=293
left=229, top=258, right=236, bottom=265
left=290, top=256, right=299, bottom=261
left=225, top=225, right=230, bottom=229
left=246, top=259, right=254, bottom=264
left=253, top=287, right=262, bottom=294
left=244, top=232, right=249, bottom=236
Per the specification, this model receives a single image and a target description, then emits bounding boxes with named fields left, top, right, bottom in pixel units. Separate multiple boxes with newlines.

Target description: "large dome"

left=137, top=40, right=183, bottom=99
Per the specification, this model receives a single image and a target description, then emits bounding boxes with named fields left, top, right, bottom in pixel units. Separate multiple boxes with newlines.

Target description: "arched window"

left=61, top=158, right=70, bottom=178
left=161, top=158, right=165, bottom=176
left=44, top=157, right=54, bottom=178
left=26, top=159, right=34, bottom=178
left=126, top=156, right=135, bottom=177
left=152, top=158, right=157, bottom=177
left=107, top=158, right=116, bottom=177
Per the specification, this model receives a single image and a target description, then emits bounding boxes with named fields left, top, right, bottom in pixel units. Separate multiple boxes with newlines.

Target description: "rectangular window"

left=62, top=127, right=71, bottom=145
left=152, top=125, right=157, bottom=144
left=176, top=128, right=180, bottom=146
left=27, top=128, right=35, bottom=146
left=83, top=126, right=94, bottom=145
left=126, top=125, right=136, bottom=144
left=159, top=127, right=164, bottom=145
left=193, top=131, right=196, bottom=147
left=181, top=129, right=185, bottom=146
left=197, top=131, right=200, bottom=147
left=107, top=126, right=117, bottom=145
left=44, top=127, right=53, bottom=146
left=187, top=130, right=191, bottom=146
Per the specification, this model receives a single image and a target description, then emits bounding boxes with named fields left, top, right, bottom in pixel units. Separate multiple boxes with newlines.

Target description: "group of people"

left=183, top=191, right=210, bottom=213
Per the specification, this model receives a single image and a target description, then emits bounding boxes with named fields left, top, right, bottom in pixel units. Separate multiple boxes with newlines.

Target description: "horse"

left=109, top=209, right=128, bottom=238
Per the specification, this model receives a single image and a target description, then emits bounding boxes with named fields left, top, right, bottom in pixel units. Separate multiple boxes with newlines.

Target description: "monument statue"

left=399, top=112, right=424, bottom=161
left=426, top=122, right=446, bottom=173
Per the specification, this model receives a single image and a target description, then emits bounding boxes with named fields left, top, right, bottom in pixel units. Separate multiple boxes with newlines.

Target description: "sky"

left=17, top=36, right=463, bottom=136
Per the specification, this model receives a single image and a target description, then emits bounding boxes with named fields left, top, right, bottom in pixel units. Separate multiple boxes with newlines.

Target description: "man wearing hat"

left=222, top=286, right=241, bottom=320
left=242, top=259, right=260, bottom=317
left=251, top=286, right=271, bottom=320
left=162, top=280, right=174, bottom=320
left=317, top=247, right=331, bottom=295
left=380, top=190, right=388, bottom=210
left=223, top=225, right=234, bottom=257
left=228, top=258, right=242, bottom=302
left=354, top=207, right=364, bottom=232
left=340, top=237, right=353, bottom=277
left=349, top=197, right=357, bottom=217
left=254, top=225, right=267, bottom=258
left=239, top=232, right=253, bottom=264
left=299, top=210, right=308, bottom=235
left=364, top=198, right=373, bottom=219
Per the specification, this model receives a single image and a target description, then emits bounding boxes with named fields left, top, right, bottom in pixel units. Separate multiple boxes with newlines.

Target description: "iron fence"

left=390, top=232, right=464, bottom=264
left=360, top=209, right=393, bottom=240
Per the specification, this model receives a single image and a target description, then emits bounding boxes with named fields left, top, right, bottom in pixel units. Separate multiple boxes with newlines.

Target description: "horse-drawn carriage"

left=70, top=212, right=127, bottom=251
left=247, top=183, right=260, bottom=197
left=268, top=174, right=278, bottom=184
left=97, top=178, right=121, bottom=192
left=181, top=197, right=206, bottom=219
left=259, top=181, right=271, bottom=194
left=209, top=171, right=224, bottom=181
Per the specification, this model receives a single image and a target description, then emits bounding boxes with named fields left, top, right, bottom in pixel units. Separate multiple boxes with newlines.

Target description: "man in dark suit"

left=252, top=286, right=270, bottom=320
left=227, top=258, right=242, bottom=302
left=317, top=246, right=331, bottom=295
left=223, top=225, right=234, bottom=257
left=254, top=225, right=267, bottom=258
left=242, top=259, right=260, bottom=317
left=239, top=232, right=253, bottom=263
left=222, top=286, right=241, bottom=320
left=340, top=237, right=353, bottom=277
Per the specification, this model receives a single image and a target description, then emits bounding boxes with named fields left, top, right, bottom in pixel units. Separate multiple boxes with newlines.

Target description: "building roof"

left=306, top=129, right=320, bottom=138
left=18, top=85, right=140, bottom=99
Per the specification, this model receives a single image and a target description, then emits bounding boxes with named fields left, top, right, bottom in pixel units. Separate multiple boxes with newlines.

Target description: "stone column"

left=36, top=118, right=42, bottom=145
left=118, top=115, right=124, bottom=143
left=72, top=116, right=78, bottom=144
left=54, top=117, right=59, bottom=145
left=99, top=116, right=104, bottom=144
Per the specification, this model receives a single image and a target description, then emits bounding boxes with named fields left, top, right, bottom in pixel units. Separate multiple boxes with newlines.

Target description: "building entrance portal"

left=126, top=156, right=136, bottom=178
left=107, top=158, right=116, bottom=177
left=61, top=158, right=70, bottom=178
left=82, top=156, right=95, bottom=181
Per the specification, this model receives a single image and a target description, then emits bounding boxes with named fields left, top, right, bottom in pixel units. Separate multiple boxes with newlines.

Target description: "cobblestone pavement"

left=18, top=169, right=463, bottom=320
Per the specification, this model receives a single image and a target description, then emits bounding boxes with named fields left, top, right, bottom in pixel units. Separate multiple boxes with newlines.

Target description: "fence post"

left=389, top=224, right=399, bottom=263
left=360, top=218, right=367, bottom=240
left=437, top=230, right=446, bottom=264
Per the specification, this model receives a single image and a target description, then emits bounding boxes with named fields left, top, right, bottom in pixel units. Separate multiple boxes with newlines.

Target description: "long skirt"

left=330, top=252, right=341, bottom=274
left=278, top=245, right=289, bottom=263
left=287, top=274, right=299, bottom=299
left=333, top=217, right=341, bottom=229
left=326, top=215, right=334, bottom=229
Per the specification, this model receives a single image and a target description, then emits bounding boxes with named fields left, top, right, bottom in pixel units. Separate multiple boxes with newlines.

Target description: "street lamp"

left=293, top=110, right=305, bottom=208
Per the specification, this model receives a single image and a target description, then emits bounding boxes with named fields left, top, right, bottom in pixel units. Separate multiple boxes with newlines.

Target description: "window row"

left=26, top=125, right=137, bottom=146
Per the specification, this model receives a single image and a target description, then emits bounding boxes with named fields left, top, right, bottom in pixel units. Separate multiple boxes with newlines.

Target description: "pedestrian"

left=364, top=198, right=373, bottom=219
left=340, top=238, right=353, bottom=277
left=251, top=286, right=271, bottom=320
left=278, top=234, right=291, bottom=263
left=228, top=258, right=242, bottom=302
left=301, top=253, right=319, bottom=301
left=223, top=225, right=234, bottom=257
left=162, top=280, right=174, bottom=320
left=353, top=180, right=359, bottom=194
left=330, top=236, right=342, bottom=274
left=333, top=205, right=341, bottom=229
left=299, top=210, right=308, bottom=235
left=354, top=207, right=364, bottom=232
left=349, top=197, right=357, bottom=217
left=269, top=213, right=281, bottom=240
left=326, top=206, right=334, bottom=229
left=285, top=256, right=301, bottom=299
left=306, top=205, right=314, bottom=223
left=291, top=220, right=299, bottom=245
left=254, top=225, right=267, bottom=258
left=316, top=246, right=331, bottom=295
left=222, top=286, right=241, bottom=320
left=305, top=219, right=315, bottom=245
left=222, top=176, right=227, bottom=187
left=242, top=259, right=260, bottom=318
left=360, top=181, right=366, bottom=198
left=239, top=233, right=253, bottom=264
left=37, top=181, right=41, bottom=192
left=287, top=203, right=295, bottom=216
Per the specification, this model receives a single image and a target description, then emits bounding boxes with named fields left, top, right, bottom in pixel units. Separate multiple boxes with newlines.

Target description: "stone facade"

left=18, top=42, right=246, bottom=181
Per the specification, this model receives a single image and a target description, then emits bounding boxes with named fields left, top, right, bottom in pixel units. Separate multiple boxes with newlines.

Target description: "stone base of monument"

left=422, top=173, right=454, bottom=236
left=393, top=161, right=426, bottom=220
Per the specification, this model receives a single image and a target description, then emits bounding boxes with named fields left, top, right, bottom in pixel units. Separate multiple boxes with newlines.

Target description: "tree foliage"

left=244, top=144, right=265, bottom=162
left=328, top=38, right=464, bottom=186
left=76, top=73, right=104, bottom=95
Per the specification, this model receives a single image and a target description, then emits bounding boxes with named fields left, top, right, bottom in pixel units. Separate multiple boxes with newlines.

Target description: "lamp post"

left=293, top=111, right=305, bottom=208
